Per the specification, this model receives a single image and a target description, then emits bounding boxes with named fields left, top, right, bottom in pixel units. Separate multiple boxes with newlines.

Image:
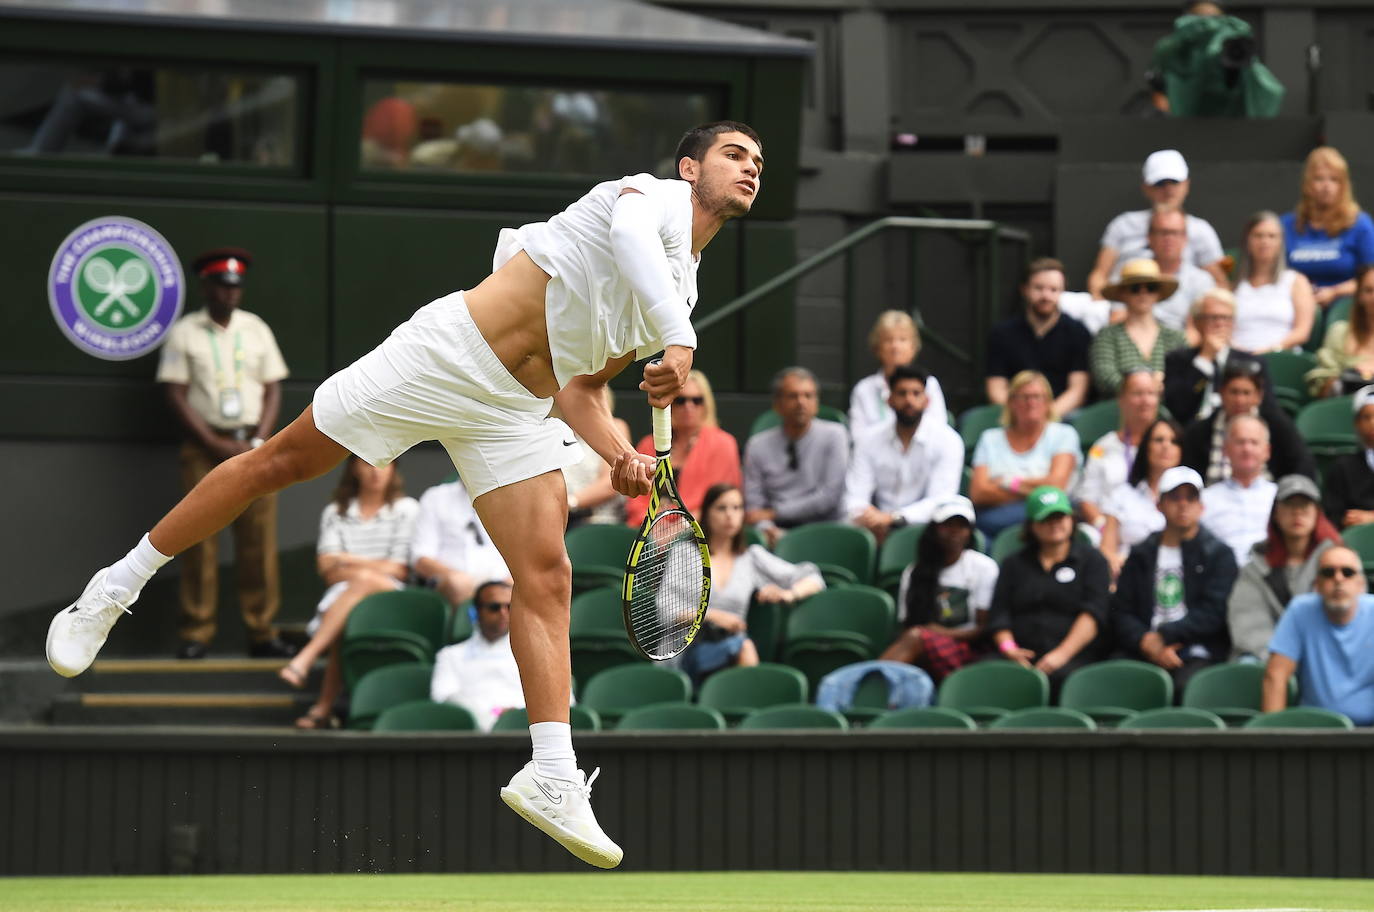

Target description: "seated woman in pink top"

left=625, top=369, right=742, bottom=528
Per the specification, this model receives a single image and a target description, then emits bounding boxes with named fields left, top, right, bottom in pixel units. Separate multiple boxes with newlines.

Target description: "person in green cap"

left=986, top=485, right=1112, bottom=694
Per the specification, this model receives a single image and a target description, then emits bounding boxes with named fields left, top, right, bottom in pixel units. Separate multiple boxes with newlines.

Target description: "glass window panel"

left=360, top=78, right=720, bottom=178
left=0, top=59, right=299, bottom=167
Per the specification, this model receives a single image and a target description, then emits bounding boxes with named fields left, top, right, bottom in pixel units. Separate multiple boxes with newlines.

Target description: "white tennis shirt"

left=493, top=173, right=699, bottom=389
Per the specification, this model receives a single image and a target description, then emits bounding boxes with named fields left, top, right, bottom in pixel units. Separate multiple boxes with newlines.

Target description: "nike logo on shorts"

left=562, top=439, right=577, bottom=446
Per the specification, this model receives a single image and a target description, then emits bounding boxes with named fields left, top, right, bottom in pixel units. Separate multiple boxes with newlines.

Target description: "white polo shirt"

left=410, top=480, right=510, bottom=582
left=430, top=633, right=525, bottom=732
left=842, top=415, right=965, bottom=524
left=1201, top=475, right=1277, bottom=567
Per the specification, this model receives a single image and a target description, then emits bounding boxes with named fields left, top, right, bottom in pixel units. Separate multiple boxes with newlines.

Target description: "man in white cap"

left=1321, top=385, right=1374, bottom=529
left=1112, top=465, right=1236, bottom=691
left=1086, top=149, right=1228, bottom=297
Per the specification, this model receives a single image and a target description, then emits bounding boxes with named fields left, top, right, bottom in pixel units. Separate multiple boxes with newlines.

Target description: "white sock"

left=529, top=721, right=578, bottom=780
left=104, top=534, right=171, bottom=596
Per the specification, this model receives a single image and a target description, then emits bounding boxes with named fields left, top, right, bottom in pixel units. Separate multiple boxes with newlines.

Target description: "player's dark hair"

left=700, top=483, right=747, bottom=555
left=887, top=363, right=929, bottom=389
left=331, top=454, right=405, bottom=516
left=675, top=121, right=762, bottom=166
left=1128, top=417, right=1184, bottom=486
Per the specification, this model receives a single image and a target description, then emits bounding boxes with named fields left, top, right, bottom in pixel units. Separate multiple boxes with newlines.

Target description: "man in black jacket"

left=1112, top=466, right=1237, bottom=693
left=1180, top=358, right=1314, bottom=483
left=1322, top=385, right=1374, bottom=529
left=1163, top=288, right=1277, bottom=425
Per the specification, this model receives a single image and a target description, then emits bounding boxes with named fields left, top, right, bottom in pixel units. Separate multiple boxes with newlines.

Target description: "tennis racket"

left=622, top=402, right=711, bottom=660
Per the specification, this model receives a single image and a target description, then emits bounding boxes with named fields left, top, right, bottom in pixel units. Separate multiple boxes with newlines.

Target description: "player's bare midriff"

left=464, top=250, right=560, bottom=399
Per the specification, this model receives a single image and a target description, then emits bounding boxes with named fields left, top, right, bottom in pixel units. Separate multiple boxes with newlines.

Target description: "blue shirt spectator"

left=1267, top=582, right=1374, bottom=726
left=1280, top=210, right=1374, bottom=290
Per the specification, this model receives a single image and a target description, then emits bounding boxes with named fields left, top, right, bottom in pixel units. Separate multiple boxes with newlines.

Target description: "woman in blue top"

left=1281, top=146, right=1374, bottom=311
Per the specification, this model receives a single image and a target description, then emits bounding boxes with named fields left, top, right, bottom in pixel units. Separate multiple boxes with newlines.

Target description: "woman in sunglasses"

left=1090, top=259, right=1189, bottom=397
left=623, top=369, right=741, bottom=529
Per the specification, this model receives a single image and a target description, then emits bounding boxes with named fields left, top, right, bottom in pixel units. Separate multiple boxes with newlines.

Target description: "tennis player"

left=47, top=120, right=764, bottom=868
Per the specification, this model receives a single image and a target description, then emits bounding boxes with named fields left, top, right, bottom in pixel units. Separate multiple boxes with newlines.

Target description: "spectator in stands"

left=880, top=496, right=998, bottom=681
left=1147, top=208, right=1218, bottom=335
left=1201, top=415, right=1278, bottom=567
left=1232, top=210, right=1316, bottom=353
left=1092, top=259, right=1189, bottom=397
left=682, top=483, right=824, bottom=685
left=411, top=477, right=509, bottom=608
left=744, top=367, right=848, bottom=546
left=1164, top=289, right=1277, bottom=425
left=431, top=580, right=525, bottom=731
left=986, top=258, right=1091, bottom=417
left=1262, top=545, right=1374, bottom=726
left=1321, top=385, right=1374, bottom=528
left=562, top=386, right=629, bottom=529
left=1076, top=367, right=1161, bottom=535
left=1307, top=264, right=1374, bottom=398
left=1087, top=149, right=1228, bottom=297
left=1099, top=417, right=1184, bottom=577
left=278, top=456, right=419, bottom=729
left=848, top=310, right=948, bottom=434
left=1229, top=475, right=1342, bottom=663
left=843, top=365, right=964, bottom=544
left=969, top=370, right=1080, bottom=540
left=1281, top=146, right=1374, bottom=317
left=988, top=486, right=1111, bottom=692
left=626, top=370, right=740, bottom=529
left=1181, top=359, right=1314, bottom=483
left=1113, top=466, right=1235, bottom=692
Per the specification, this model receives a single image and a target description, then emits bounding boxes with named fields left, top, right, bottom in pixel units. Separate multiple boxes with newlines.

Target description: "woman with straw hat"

left=1090, top=259, right=1188, bottom=396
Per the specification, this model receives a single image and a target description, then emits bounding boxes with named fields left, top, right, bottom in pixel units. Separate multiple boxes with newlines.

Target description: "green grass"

left=0, top=872, right=1369, bottom=912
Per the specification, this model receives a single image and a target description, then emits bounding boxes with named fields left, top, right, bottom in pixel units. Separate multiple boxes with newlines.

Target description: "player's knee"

left=512, top=551, right=571, bottom=605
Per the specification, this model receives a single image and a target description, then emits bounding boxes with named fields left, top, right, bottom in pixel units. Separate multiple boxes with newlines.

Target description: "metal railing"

left=695, top=216, right=1032, bottom=396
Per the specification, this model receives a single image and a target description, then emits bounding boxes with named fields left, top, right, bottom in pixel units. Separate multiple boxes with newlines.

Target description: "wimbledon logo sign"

left=48, top=216, right=184, bottom=361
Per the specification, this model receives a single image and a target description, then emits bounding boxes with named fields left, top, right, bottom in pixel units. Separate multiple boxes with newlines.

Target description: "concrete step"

left=81, top=658, right=322, bottom=694
left=50, top=691, right=320, bottom=727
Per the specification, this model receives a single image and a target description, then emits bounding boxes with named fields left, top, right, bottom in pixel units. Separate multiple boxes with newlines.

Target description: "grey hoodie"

left=1226, top=538, right=1335, bottom=661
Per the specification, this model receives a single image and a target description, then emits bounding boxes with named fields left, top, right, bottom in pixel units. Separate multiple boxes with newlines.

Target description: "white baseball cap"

left=1143, top=149, right=1189, bottom=185
left=1159, top=465, right=1204, bottom=496
left=930, top=495, right=976, bottom=525
left=1352, top=385, right=1374, bottom=415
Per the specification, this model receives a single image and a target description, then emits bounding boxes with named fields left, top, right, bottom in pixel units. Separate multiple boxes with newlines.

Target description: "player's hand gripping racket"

left=622, top=402, right=712, bottom=660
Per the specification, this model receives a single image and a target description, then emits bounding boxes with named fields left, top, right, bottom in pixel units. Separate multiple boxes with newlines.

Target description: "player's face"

left=686, top=132, right=763, bottom=218
left=707, top=488, right=745, bottom=541
left=1021, top=269, right=1063, bottom=318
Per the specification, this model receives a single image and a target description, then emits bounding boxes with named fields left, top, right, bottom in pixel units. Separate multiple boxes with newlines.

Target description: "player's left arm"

left=555, top=355, right=653, bottom=497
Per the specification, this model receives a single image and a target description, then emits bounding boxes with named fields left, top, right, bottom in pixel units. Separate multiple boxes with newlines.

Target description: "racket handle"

left=652, top=405, right=672, bottom=457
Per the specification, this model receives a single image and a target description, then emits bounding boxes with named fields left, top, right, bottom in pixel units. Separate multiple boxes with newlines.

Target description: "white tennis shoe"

left=46, top=568, right=136, bottom=677
left=499, top=762, right=623, bottom=869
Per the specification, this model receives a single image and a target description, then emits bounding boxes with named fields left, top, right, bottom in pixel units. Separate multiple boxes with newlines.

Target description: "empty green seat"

left=959, top=404, right=1003, bottom=466
left=580, top=664, right=692, bottom=725
left=937, top=661, right=1049, bottom=725
left=1067, top=400, right=1118, bottom=457
left=697, top=663, right=809, bottom=725
left=347, top=663, right=434, bottom=730
left=1118, top=707, right=1226, bottom=730
left=867, top=706, right=977, bottom=730
left=1060, top=659, right=1173, bottom=727
left=988, top=707, right=1096, bottom=730
left=737, top=703, right=849, bottom=730
left=340, top=588, right=448, bottom=688
left=1243, top=708, right=1355, bottom=730
left=1295, top=396, right=1358, bottom=478
left=1263, top=350, right=1317, bottom=414
left=491, top=705, right=602, bottom=732
left=566, top=524, right=636, bottom=592
left=616, top=702, right=726, bottom=731
left=774, top=522, right=876, bottom=586
left=1338, top=522, right=1374, bottom=579
left=876, top=523, right=924, bottom=593
left=372, top=699, right=478, bottom=732
left=1182, top=662, right=1293, bottom=727
left=781, top=586, right=896, bottom=694
left=568, top=587, right=642, bottom=693
left=448, top=600, right=473, bottom=645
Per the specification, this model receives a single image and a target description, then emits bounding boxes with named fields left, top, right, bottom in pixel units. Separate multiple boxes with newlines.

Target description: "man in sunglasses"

left=430, top=580, right=524, bottom=731
left=1112, top=466, right=1236, bottom=692
left=1262, top=546, right=1374, bottom=726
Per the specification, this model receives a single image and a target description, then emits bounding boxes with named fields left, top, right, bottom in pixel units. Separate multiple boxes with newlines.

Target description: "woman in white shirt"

left=1099, top=417, right=1183, bottom=576
left=279, top=455, right=419, bottom=728
left=848, top=310, right=947, bottom=433
left=677, top=483, right=825, bottom=684
left=1232, top=210, right=1316, bottom=354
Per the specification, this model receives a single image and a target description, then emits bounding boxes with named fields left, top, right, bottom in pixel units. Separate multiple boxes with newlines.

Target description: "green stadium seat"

left=781, top=586, right=896, bottom=695
left=737, top=703, right=849, bottom=730
left=1305, top=296, right=1352, bottom=353
left=1067, top=400, right=1118, bottom=457
left=565, top=524, right=636, bottom=592
left=744, top=594, right=790, bottom=664
left=1243, top=707, right=1355, bottom=730
left=1263, top=350, right=1317, bottom=415
left=877, top=523, right=924, bottom=592
left=347, top=663, right=434, bottom=730
left=1059, top=660, right=1174, bottom=728
left=580, top=664, right=692, bottom=726
left=616, top=702, right=726, bottom=731
left=749, top=404, right=847, bottom=438
left=1295, top=396, right=1358, bottom=479
left=744, top=526, right=768, bottom=549
left=492, top=705, right=602, bottom=732
left=959, top=404, right=1003, bottom=466
left=1118, top=707, right=1226, bottom=730
left=1337, top=522, right=1374, bottom=580
left=774, top=522, right=876, bottom=586
left=990, top=524, right=1027, bottom=564
left=988, top=707, right=1096, bottom=730
left=937, top=661, right=1049, bottom=726
left=1182, top=662, right=1295, bottom=727
left=372, top=699, right=478, bottom=732
left=842, top=670, right=895, bottom=725
left=340, top=588, right=447, bottom=689
left=696, top=663, right=809, bottom=725
left=568, top=587, right=642, bottom=695
left=867, top=706, right=977, bottom=730
left=448, top=600, right=474, bottom=645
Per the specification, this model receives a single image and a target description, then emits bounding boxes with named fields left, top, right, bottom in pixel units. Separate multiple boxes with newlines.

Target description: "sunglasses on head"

left=479, top=601, right=512, bottom=612
left=1319, top=566, right=1359, bottom=579
left=1127, top=283, right=1161, bottom=294
left=674, top=395, right=705, bottom=407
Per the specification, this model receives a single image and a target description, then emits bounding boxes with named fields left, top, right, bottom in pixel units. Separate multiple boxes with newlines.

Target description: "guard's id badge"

left=218, top=388, right=243, bottom=421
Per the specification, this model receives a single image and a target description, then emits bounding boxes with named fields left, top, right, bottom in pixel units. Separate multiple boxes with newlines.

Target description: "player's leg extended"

left=48, top=406, right=350, bottom=677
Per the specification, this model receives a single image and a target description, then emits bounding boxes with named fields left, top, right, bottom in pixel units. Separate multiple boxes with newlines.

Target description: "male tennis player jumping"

left=47, top=120, right=764, bottom=868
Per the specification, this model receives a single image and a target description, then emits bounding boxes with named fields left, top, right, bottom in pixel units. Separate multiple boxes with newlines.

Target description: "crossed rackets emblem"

left=83, top=256, right=150, bottom=324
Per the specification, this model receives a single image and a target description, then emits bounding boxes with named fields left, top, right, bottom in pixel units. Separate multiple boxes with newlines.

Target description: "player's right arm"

left=555, top=354, right=654, bottom=497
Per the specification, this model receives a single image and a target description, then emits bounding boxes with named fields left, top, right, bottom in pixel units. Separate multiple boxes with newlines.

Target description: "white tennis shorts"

left=312, top=291, right=579, bottom=499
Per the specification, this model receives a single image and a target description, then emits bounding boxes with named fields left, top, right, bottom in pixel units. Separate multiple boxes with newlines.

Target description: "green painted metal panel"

left=741, top=221, right=796, bottom=392
left=742, top=55, right=804, bottom=222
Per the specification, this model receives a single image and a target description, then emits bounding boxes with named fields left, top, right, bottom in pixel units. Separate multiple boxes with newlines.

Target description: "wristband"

left=1008, top=477, right=1023, bottom=494
left=998, top=639, right=1020, bottom=656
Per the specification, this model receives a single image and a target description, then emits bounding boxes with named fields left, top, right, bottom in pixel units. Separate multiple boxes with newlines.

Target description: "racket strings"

left=627, top=509, right=704, bottom=659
